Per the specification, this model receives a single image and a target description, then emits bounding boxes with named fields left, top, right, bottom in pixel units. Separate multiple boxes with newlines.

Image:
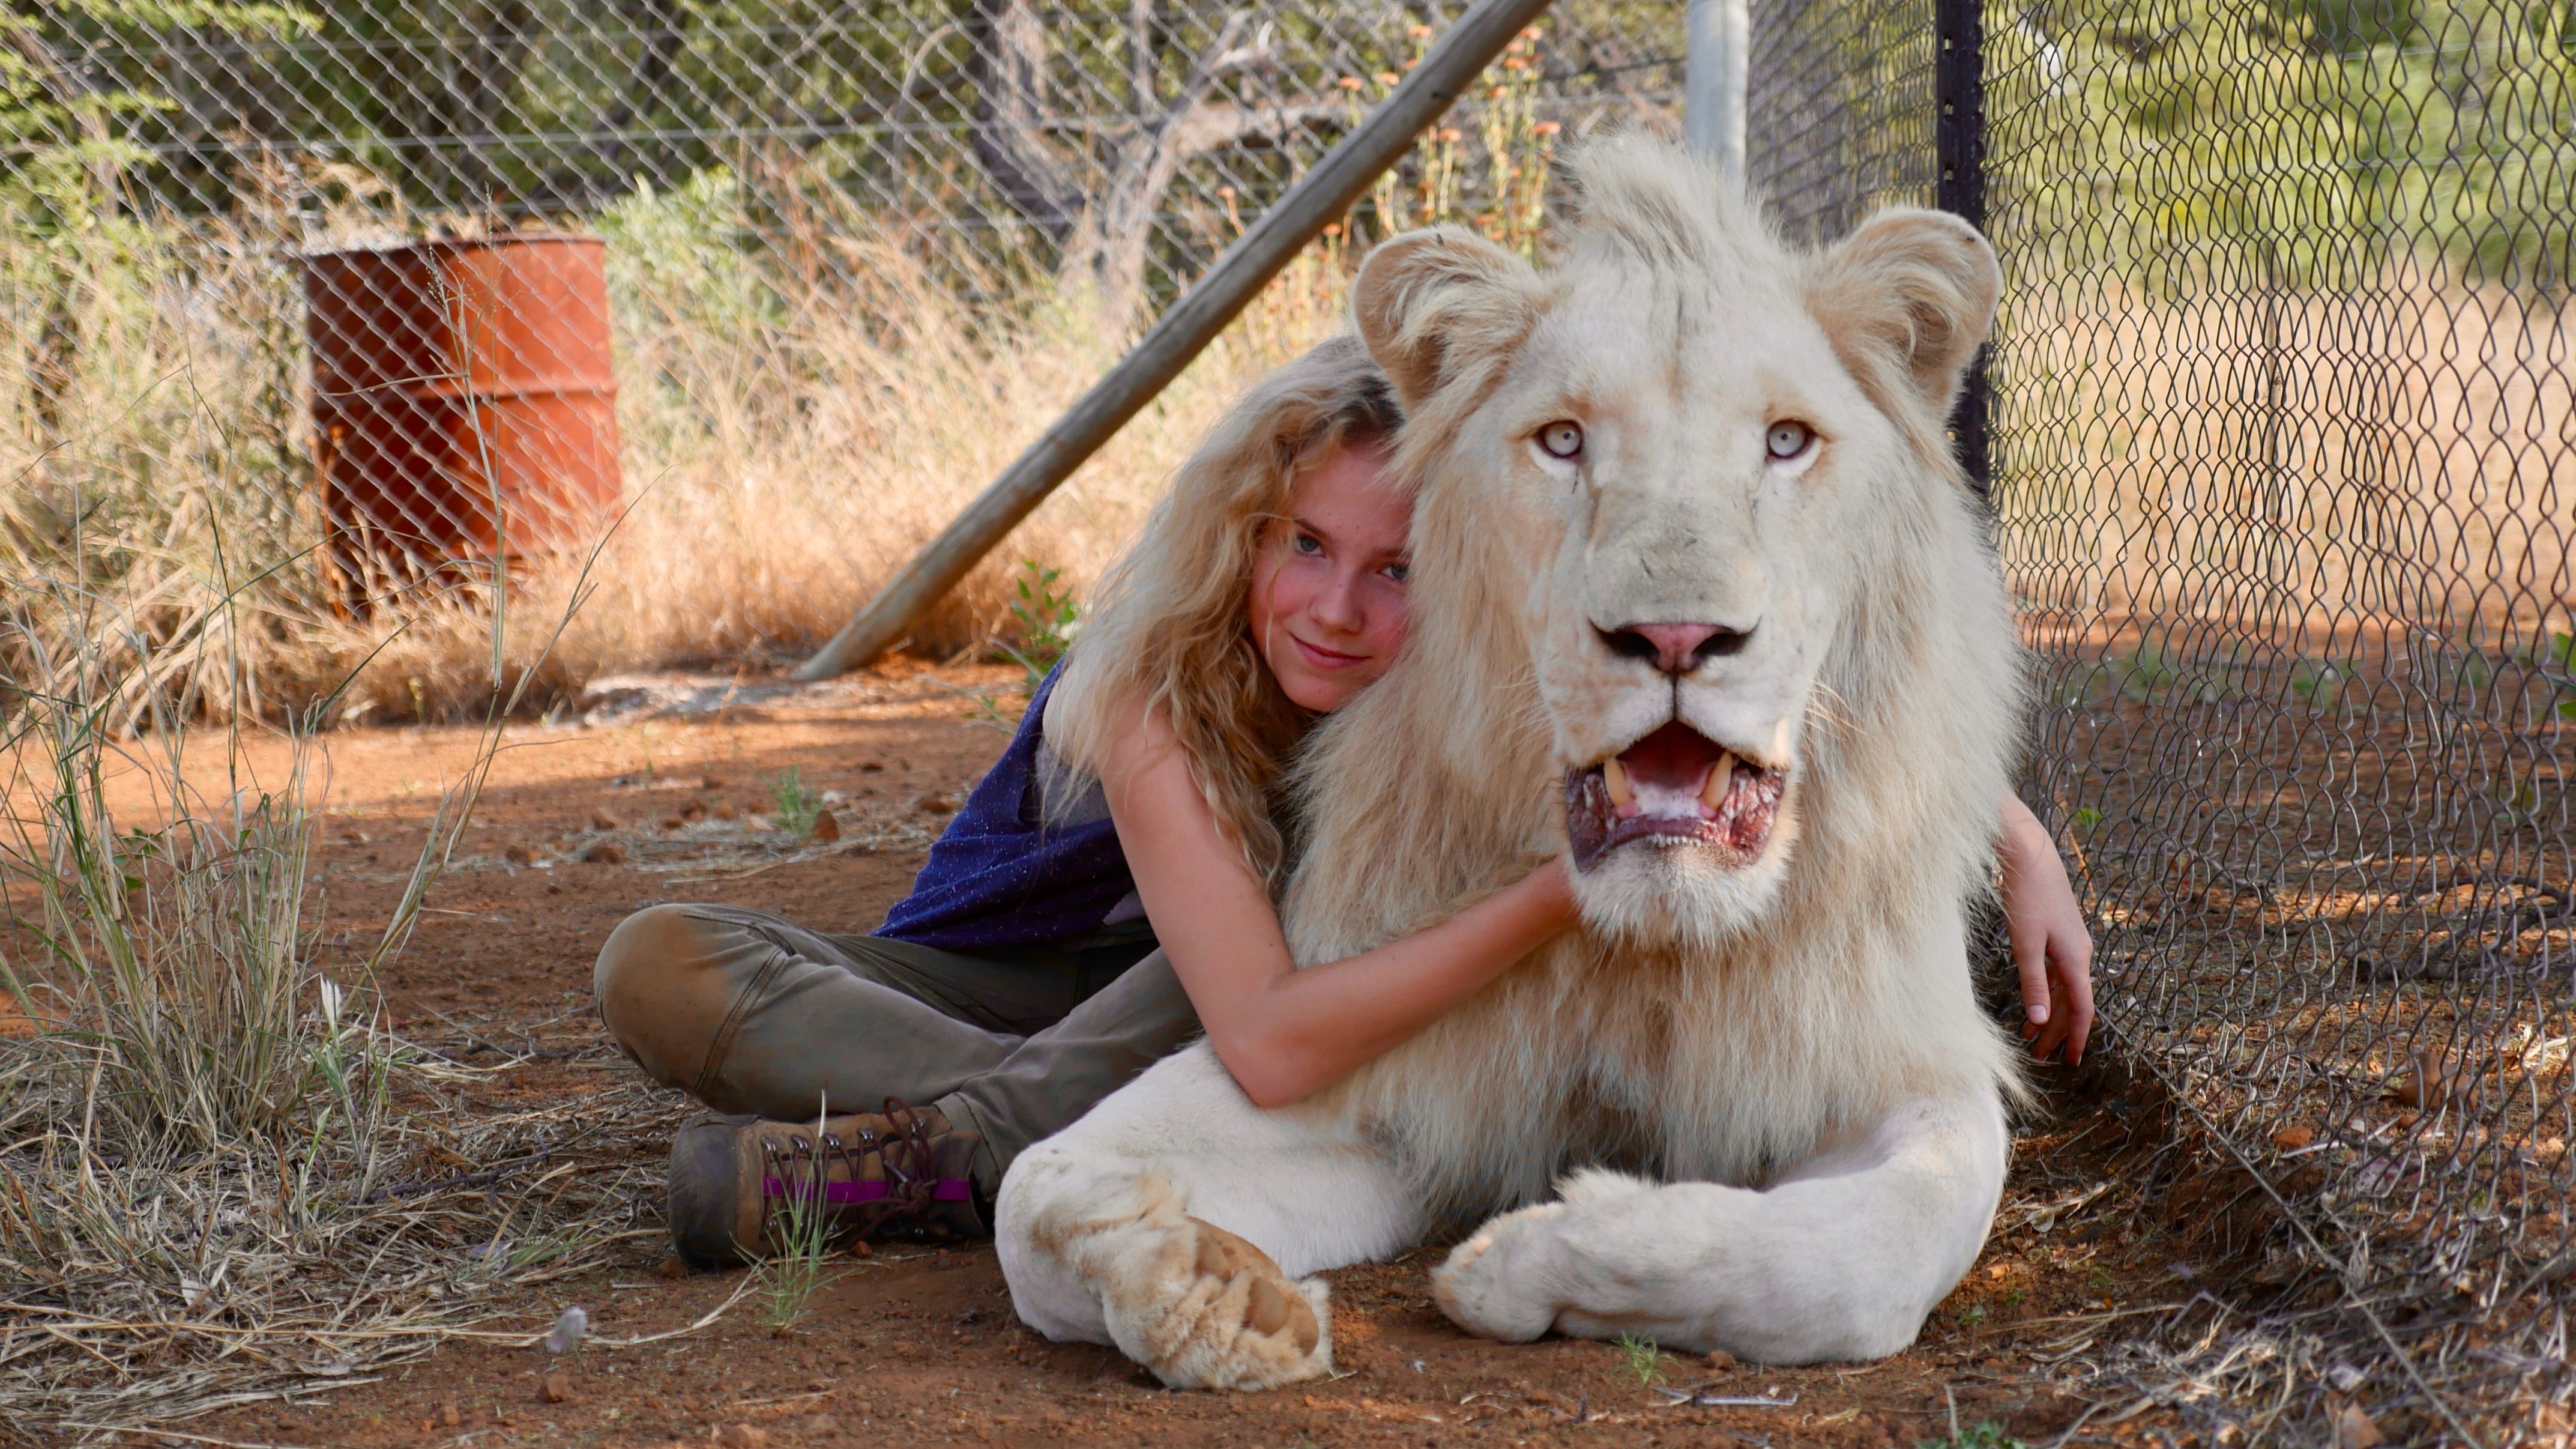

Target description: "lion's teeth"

left=1701, top=752, right=1736, bottom=809
left=1602, top=758, right=1634, bottom=809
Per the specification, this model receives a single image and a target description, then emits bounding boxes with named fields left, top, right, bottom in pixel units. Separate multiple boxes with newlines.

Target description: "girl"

left=593, top=337, right=2095, bottom=1266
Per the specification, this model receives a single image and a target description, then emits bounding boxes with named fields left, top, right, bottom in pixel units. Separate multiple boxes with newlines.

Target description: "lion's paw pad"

left=1124, top=1219, right=1331, bottom=1391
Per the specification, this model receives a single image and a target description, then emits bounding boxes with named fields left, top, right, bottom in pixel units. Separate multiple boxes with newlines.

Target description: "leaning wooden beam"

left=791, top=0, right=1558, bottom=681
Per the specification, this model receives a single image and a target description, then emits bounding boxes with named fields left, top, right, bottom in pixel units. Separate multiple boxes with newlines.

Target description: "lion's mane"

left=1281, top=138, right=2028, bottom=1220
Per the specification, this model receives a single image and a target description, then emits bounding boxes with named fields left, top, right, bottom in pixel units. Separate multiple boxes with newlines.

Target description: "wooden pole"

left=792, top=0, right=1558, bottom=680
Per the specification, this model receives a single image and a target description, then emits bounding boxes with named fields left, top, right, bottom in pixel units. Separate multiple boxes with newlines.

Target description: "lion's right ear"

left=1353, top=227, right=1543, bottom=410
left=1807, top=208, right=2000, bottom=425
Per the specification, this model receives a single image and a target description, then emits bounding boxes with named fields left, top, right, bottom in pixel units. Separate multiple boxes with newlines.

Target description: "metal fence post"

left=1684, top=0, right=1749, bottom=189
left=1933, top=0, right=1989, bottom=495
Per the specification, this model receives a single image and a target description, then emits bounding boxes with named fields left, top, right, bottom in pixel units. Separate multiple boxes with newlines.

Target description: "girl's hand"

left=1998, top=794, right=2095, bottom=1065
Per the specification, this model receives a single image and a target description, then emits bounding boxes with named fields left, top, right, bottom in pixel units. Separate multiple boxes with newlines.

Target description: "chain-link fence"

left=3, top=0, right=1680, bottom=660
left=1969, top=0, right=2562, bottom=1441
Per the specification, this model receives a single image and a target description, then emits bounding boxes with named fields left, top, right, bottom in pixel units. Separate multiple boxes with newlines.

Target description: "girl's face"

left=1248, top=440, right=1410, bottom=714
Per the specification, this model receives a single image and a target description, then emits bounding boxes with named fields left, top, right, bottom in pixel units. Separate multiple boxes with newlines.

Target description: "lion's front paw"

left=1431, top=1202, right=1566, bottom=1342
left=1105, top=1216, right=1331, bottom=1391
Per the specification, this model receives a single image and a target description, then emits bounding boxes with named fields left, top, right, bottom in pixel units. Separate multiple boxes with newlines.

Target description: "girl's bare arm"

left=1100, top=701, right=1576, bottom=1109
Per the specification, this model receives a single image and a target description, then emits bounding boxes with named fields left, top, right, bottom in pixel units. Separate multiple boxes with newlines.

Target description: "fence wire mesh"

left=3, top=0, right=1680, bottom=648
left=1970, top=1, right=2567, bottom=1441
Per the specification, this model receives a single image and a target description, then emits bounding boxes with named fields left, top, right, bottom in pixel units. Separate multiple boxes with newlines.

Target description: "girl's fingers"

left=2012, top=919, right=2051, bottom=1024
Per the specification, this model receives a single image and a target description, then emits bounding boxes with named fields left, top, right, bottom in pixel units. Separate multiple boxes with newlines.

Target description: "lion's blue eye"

left=1538, top=422, right=1584, bottom=459
left=1767, top=421, right=1815, bottom=460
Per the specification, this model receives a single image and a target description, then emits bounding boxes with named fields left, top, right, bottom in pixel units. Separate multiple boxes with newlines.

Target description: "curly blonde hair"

left=1045, top=334, right=1402, bottom=886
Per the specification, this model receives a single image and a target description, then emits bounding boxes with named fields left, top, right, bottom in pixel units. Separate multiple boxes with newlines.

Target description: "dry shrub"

left=0, top=503, right=697, bottom=1436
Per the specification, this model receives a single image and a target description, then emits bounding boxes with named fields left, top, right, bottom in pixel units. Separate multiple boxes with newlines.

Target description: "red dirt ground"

left=47, top=664, right=2215, bottom=1449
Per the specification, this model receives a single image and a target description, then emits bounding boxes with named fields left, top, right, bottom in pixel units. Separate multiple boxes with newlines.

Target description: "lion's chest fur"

left=1306, top=924, right=1946, bottom=1219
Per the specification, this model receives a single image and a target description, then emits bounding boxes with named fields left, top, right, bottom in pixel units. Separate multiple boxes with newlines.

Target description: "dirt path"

left=59, top=667, right=2200, bottom=1448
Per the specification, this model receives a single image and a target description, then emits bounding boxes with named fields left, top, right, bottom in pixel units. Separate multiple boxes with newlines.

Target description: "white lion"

left=996, top=135, right=2027, bottom=1390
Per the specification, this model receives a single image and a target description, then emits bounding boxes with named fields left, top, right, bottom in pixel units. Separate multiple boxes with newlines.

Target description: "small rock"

left=539, top=1373, right=576, bottom=1404
left=436, top=1402, right=463, bottom=1429
left=713, top=802, right=740, bottom=821
left=801, top=1414, right=840, bottom=1435
left=717, top=1424, right=770, bottom=1449
left=590, top=808, right=622, bottom=830
left=857, top=761, right=885, bottom=773
left=913, top=792, right=956, bottom=817
left=657, top=1256, right=689, bottom=1280
left=503, top=842, right=538, bottom=865
left=546, top=882, right=563, bottom=895
left=699, top=774, right=723, bottom=790
left=810, top=809, right=842, bottom=842
left=581, top=841, right=628, bottom=865
left=850, top=1241, right=873, bottom=1259
left=1985, top=1262, right=2009, bottom=1279
left=659, top=815, right=685, bottom=830
left=2333, top=1402, right=2384, bottom=1449
left=340, top=829, right=370, bottom=846
left=1704, top=1349, right=1736, bottom=1371
left=2273, top=1124, right=2317, bottom=1151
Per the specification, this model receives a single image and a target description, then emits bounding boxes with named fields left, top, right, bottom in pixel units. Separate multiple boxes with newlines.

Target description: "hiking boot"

left=666, top=1098, right=986, bottom=1269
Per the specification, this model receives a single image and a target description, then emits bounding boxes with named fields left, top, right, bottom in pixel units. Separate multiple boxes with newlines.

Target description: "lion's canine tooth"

left=1602, top=758, right=1634, bottom=809
left=1701, top=751, right=1736, bottom=809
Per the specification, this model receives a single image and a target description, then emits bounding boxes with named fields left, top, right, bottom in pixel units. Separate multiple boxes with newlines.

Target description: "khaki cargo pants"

left=593, top=903, right=1198, bottom=1194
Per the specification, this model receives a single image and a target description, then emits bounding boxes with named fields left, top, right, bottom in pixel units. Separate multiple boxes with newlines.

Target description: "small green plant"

left=2071, top=805, right=2102, bottom=831
left=753, top=1108, right=845, bottom=1333
left=765, top=766, right=822, bottom=838
left=1612, top=1333, right=1666, bottom=1385
left=997, top=560, right=1084, bottom=693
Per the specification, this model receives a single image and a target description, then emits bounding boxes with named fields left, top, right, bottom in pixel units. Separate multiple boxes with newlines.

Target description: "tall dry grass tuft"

left=0, top=455, right=696, bottom=1435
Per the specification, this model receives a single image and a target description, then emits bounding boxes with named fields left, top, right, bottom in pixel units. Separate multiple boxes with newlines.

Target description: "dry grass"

left=0, top=495, right=717, bottom=1439
left=0, top=168, right=1356, bottom=731
left=1997, top=265, right=2575, bottom=649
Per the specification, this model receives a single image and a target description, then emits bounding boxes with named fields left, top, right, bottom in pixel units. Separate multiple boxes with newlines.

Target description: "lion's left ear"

left=1354, top=226, right=1545, bottom=411
left=1807, top=208, right=2000, bottom=423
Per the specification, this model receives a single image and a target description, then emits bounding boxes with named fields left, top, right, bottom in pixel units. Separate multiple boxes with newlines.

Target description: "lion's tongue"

left=1612, top=722, right=1730, bottom=818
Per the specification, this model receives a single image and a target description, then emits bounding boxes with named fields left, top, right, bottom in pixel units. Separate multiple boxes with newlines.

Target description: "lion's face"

left=1481, top=262, right=1885, bottom=939
left=1359, top=144, right=1998, bottom=947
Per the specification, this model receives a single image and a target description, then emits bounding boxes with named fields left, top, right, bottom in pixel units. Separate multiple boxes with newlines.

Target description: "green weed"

left=997, top=560, right=1085, bottom=695
left=765, top=766, right=823, bottom=839
left=755, top=1104, right=848, bottom=1334
left=1612, top=1333, right=1667, bottom=1385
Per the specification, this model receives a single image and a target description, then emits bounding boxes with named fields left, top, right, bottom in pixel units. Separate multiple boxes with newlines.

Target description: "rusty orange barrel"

left=303, top=236, right=620, bottom=614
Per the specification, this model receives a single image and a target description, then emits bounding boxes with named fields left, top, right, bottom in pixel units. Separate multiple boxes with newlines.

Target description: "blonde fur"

left=1045, top=335, right=1401, bottom=884
left=1299, top=135, right=2026, bottom=1212
left=1000, top=136, right=2029, bottom=1386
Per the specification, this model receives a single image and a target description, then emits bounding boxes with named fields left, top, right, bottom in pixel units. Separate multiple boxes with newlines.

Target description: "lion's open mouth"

left=1564, top=721, right=1788, bottom=872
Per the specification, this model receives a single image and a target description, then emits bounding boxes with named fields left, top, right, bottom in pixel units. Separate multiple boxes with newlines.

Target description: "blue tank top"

left=874, top=666, right=1145, bottom=952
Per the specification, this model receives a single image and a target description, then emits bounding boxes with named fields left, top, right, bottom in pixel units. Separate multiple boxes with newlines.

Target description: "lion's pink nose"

left=1602, top=621, right=1754, bottom=674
